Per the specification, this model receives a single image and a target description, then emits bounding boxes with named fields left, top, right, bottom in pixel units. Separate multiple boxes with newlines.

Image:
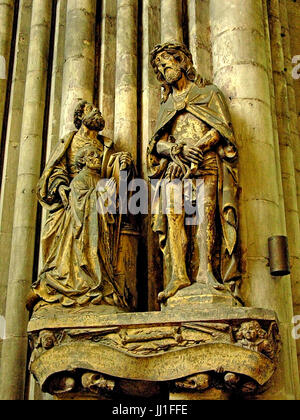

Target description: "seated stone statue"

left=28, top=101, right=134, bottom=311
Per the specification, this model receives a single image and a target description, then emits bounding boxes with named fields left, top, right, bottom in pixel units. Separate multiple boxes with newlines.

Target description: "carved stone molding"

left=28, top=305, right=280, bottom=399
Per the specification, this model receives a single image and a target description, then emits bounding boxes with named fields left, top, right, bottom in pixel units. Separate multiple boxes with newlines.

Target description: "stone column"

left=210, top=0, right=300, bottom=399
left=38, top=0, right=67, bottom=275
left=0, top=0, right=52, bottom=400
left=141, top=0, right=162, bottom=311
left=287, top=0, right=300, bottom=135
left=160, top=0, right=183, bottom=43
left=98, top=0, right=117, bottom=140
left=281, top=0, right=300, bottom=218
left=0, top=0, right=32, bottom=365
left=262, top=0, right=286, bottom=230
left=0, top=0, right=15, bottom=147
left=114, top=0, right=138, bottom=162
left=187, top=0, right=212, bottom=81
left=59, top=0, right=96, bottom=137
left=279, top=0, right=300, bottom=375
left=268, top=0, right=300, bottom=283
left=47, top=0, right=67, bottom=154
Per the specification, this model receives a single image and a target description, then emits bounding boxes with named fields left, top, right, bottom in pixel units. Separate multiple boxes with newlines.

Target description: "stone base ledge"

left=28, top=303, right=278, bottom=332
left=27, top=304, right=280, bottom=399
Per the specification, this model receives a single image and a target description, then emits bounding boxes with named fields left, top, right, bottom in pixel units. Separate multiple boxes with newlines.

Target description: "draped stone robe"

left=147, top=83, right=241, bottom=294
left=33, top=132, right=129, bottom=308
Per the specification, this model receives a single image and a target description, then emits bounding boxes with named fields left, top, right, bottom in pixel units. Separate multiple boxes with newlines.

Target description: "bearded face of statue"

left=82, top=103, right=105, bottom=131
left=155, top=51, right=184, bottom=85
left=85, top=148, right=103, bottom=171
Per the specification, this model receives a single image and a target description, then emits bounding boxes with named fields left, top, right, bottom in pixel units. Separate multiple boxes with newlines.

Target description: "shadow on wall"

left=0, top=316, right=6, bottom=340
left=0, top=56, right=6, bottom=79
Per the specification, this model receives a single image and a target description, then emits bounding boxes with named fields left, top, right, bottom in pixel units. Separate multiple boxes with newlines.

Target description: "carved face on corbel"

left=236, top=321, right=266, bottom=343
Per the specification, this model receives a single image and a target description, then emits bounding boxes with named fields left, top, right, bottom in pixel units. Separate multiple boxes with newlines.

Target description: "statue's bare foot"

left=158, top=278, right=191, bottom=303
left=207, top=271, right=225, bottom=291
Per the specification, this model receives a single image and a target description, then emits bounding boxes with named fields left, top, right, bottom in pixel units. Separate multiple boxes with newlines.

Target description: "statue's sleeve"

left=37, top=134, right=73, bottom=210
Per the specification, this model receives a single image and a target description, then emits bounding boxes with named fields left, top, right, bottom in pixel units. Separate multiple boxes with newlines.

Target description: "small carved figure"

left=81, top=372, right=115, bottom=394
left=175, top=373, right=211, bottom=392
left=39, top=330, right=56, bottom=351
left=235, top=321, right=275, bottom=359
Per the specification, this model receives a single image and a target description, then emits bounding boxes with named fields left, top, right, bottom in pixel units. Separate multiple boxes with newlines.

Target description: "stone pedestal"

left=161, top=283, right=241, bottom=311
left=28, top=304, right=280, bottom=400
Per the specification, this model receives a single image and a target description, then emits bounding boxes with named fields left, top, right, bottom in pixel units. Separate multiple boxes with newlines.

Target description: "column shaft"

left=0, top=0, right=15, bottom=147
left=262, top=0, right=286, bottom=231
left=279, top=0, right=300, bottom=377
left=99, top=0, right=117, bottom=140
left=269, top=0, right=300, bottom=323
left=0, top=0, right=52, bottom=400
left=47, top=0, right=67, bottom=154
left=141, top=0, right=161, bottom=311
left=38, top=0, right=67, bottom=272
left=160, top=0, right=183, bottom=43
left=59, top=0, right=96, bottom=137
left=114, top=0, right=138, bottom=162
left=187, top=0, right=212, bottom=81
left=287, top=0, right=300, bottom=135
left=0, top=0, right=32, bottom=350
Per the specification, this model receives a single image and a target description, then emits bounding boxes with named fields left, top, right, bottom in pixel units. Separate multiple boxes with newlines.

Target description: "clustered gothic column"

left=160, top=0, right=183, bottom=43
left=187, top=0, right=212, bottom=81
left=262, top=0, right=286, bottom=232
left=279, top=0, right=300, bottom=373
left=0, top=0, right=32, bottom=363
left=287, top=0, right=300, bottom=232
left=210, top=0, right=300, bottom=399
left=114, top=0, right=138, bottom=162
left=0, top=0, right=15, bottom=148
left=269, top=0, right=300, bottom=321
left=0, top=0, right=52, bottom=400
left=60, top=0, right=96, bottom=137
left=46, top=0, right=67, bottom=155
left=98, top=0, right=117, bottom=140
left=141, top=0, right=161, bottom=310
left=287, top=0, right=300, bottom=136
left=38, top=0, right=67, bottom=273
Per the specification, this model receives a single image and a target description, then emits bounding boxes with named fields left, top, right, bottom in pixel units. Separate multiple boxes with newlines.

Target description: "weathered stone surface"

left=28, top=305, right=280, bottom=399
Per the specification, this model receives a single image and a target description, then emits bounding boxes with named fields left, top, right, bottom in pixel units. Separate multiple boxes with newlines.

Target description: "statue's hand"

left=166, top=163, right=184, bottom=181
left=120, top=152, right=133, bottom=170
left=181, top=146, right=204, bottom=165
left=105, top=178, right=117, bottom=196
left=59, top=185, right=71, bottom=209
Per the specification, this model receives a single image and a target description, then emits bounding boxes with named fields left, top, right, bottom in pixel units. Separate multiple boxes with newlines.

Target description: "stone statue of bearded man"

left=148, top=42, right=241, bottom=305
left=28, top=101, right=134, bottom=311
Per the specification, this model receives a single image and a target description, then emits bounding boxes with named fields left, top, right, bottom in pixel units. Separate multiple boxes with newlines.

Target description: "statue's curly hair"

left=150, top=42, right=208, bottom=102
left=236, top=321, right=267, bottom=341
left=74, top=100, right=88, bottom=130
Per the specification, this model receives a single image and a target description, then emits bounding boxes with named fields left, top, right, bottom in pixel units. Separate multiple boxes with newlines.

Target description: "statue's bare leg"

left=158, top=212, right=191, bottom=302
left=197, top=173, right=225, bottom=290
